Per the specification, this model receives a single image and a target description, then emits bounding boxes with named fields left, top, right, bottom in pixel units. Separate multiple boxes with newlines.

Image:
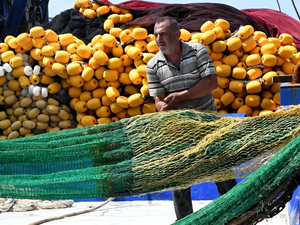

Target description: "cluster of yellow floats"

left=0, top=0, right=298, bottom=140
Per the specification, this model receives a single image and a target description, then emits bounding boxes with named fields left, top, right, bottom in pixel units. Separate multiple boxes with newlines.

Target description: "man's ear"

left=176, top=30, right=181, bottom=40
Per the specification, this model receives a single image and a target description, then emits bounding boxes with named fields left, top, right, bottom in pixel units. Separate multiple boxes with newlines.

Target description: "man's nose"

left=156, top=34, right=161, bottom=41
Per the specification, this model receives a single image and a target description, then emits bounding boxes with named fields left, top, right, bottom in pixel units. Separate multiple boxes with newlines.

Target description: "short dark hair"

left=155, top=16, right=180, bottom=32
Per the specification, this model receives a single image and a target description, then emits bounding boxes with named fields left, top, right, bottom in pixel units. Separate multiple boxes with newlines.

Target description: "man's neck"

left=165, top=43, right=182, bottom=69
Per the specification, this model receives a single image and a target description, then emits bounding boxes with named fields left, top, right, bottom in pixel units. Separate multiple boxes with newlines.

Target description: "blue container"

left=280, top=83, right=300, bottom=225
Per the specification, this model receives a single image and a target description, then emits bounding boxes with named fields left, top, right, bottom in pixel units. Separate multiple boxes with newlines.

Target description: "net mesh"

left=1, top=105, right=300, bottom=223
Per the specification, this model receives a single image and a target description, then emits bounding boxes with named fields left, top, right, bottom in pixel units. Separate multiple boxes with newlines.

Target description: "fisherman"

left=146, top=16, right=237, bottom=220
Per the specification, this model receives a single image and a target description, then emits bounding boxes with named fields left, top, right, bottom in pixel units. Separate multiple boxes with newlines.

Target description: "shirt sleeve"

left=146, top=63, right=166, bottom=97
left=196, top=44, right=217, bottom=79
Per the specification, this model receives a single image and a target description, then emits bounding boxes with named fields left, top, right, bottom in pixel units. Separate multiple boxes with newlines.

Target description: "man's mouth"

left=157, top=42, right=166, bottom=48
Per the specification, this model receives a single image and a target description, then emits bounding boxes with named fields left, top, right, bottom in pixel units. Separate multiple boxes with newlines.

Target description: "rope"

left=28, top=197, right=115, bottom=225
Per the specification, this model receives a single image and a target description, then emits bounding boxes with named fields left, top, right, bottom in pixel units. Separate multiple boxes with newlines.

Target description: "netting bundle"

left=1, top=105, right=300, bottom=201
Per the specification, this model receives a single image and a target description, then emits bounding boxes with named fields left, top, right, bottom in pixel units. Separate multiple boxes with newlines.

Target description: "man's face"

left=154, top=21, right=180, bottom=55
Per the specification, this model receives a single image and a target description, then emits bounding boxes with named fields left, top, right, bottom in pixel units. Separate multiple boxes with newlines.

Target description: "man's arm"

left=161, top=74, right=217, bottom=111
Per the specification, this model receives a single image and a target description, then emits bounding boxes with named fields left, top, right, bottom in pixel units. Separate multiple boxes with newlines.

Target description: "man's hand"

left=161, top=92, right=183, bottom=111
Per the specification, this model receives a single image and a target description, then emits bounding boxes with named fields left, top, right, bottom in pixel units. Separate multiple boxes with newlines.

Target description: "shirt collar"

left=155, top=41, right=191, bottom=62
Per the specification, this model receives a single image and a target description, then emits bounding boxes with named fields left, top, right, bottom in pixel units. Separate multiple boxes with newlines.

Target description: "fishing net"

left=0, top=104, right=300, bottom=196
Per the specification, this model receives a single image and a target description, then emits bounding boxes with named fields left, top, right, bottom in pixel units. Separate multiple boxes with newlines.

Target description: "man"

left=146, top=16, right=237, bottom=220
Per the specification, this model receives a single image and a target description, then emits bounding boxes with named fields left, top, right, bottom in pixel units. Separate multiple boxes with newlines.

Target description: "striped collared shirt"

left=146, top=41, right=217, bottom=111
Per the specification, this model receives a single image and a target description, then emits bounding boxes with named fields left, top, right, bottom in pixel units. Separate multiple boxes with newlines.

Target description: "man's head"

left=154, top=17, right=181, bottom=55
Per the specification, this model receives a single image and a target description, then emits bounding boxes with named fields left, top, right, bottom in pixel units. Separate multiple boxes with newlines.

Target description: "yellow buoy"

left=116, top=96, right=129, bottom=108
left=83, top=8, right=96, bottom=19
left=0, top=43, right=9, bottom=53
left=220, top=91, right=235, bottom=106
left=229, top=80, right=244, bottom=93
left=93, top=88, right=106, bottom=99
left=80, top=115, right=96, bottom=127
left=217, top=76, right=229, bottom=89
left=238, top=25, right=254, bottom=39
left=242, top=37, right=257, bottom=52
left=30, top=26, right=44, bottom=38
left=127, top=47, right=142, bottom=60
left=110, top=102, right=124, bottom=114
left=214, top=19, right=230, bottom=31
left=106, top=86, right=120, bottom=101
left=69, top=86, right=82, bottom=98
left=9, top=56, right=23, bottom=68
left=112, top=45, right=124, bottom=57
left=67, top=63, right=82, bottom=76
left=86, top=98, right=101, bottom=110
left=69, top=74, right=84, bottom=87
left=273, top=92, right=280, bottom=104
left=104, top=19, right=114, bottom=32
left=146, top=40, right=159, bottom=53
left=212, top=41, right=226, bottom=53
left=129, top=69, right=142, bottom=84
left=88, top=57, right=100, bottom=70
left=226, top=37, right=242, bottom=52
left=42, top=45, right=56, bottom=56
left=261, top=54, right=277, bottom=67
left=237, top=104, right=252, bottom=116
left=180, top=29, right=191, bottom=41
left=222, top=54, right=239, bottom=67
left=128, top=106, right=142, bottom=117
left=142, top=103, right=157, bottom=114
left=282, top=62, right=296, bottom=74
left=268, top=37, right=281, bottom=49
left=216, top=64, right=231, bottom=77
left=96, top=6, right=110, bottom=16
left=108, top=13, right=120, bottom=24
left=119, top=29, right=132, bottom=43
left=245, top=95, right=261, bottom=107
left=16, top=33, right=31, bottom=46
left=77, top=45, right=92, bottom=59
left=132, top=28, right=148, bottom=40
left=74, top=100, right=88, bottom=113
left=47, top=82, right=61, bottom=94
left=260, top=98, right=276, bottom=111
left=246, top=80, right=262, bottom=94
left=55, top=51, right=70, bottom=64
left=96, top=106, right=111, bottom=118
left=278, top=33, right=294, bottom=46
left=253, top=31, right=267, bottom=40
left=212, top=27, right=224, bottom=39
left=277, top=46, right=294, bottom=59
left=211, top=86, right=224, bottom=98
left=44, top=29, right=58, bottom=42
left=200, top=30, right=216, bottom=45
left=246, top=54, right=261, bottom=67
left=262, top=71, right=277, bottom=86
left=1, top=50, right=15, bottom=62
left=101, top=34, right=117, bottom=48
left=82, top=67, right=95, bottom=82
left=201, top=21, right=215, bottom=33
left=232, top=67, right=247, bottom=80
left=79, top=91, right=93, bottom=102
left=103, top=69, right=119, bottom=82
left=107, top=57, right=122, bottom=69
left=210, top=52, right=223, bottom=61
left=230, top=48, right=243, bottom=59
left=93, top=50, right=109, bottom=65
left=231, top=97, right=244, bottom=110
left=59, top=33, right=74, bottom=46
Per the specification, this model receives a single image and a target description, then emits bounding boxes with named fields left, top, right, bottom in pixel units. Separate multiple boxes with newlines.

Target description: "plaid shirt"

left=146, top=41, right=217, bottom=110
